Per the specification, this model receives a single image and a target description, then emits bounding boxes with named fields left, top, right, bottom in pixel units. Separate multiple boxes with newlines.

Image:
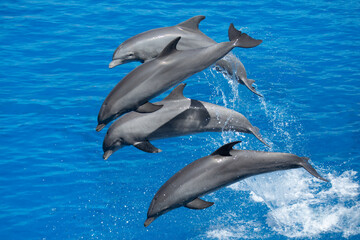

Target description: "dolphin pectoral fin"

left=299, top=157, right=329, bottom=182
left=163, top=83, right=187, bottom=101
left=133, top=141, right=162, bottom=153
left=177, top=15, right=205, bottom=31
left=135, top=102, right=163, bottom=113
left=185, top=198, right=214, bottom=210
left=228, top=23, right=262, bottom=48
left=211, top=141, right=241, bottom=156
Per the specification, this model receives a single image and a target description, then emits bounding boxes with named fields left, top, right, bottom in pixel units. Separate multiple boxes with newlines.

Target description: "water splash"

left=267, top=171, right=360, bottom=238
left=206, top=218, right=270, bottom=240
left=198, top=66, right=360, bottom=239
left=203, top=150, right=359, bottom=239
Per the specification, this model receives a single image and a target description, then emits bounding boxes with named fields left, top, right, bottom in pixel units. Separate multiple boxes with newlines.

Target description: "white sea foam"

left=201, top=69, right=360, bottom=239
left=206, top=219, right=267, bottom=240
left=204, top=171, right=360, bottom=239
left=265, top=171, right=360, bottom=238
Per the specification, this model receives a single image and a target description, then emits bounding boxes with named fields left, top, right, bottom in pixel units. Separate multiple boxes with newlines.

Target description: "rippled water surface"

left=1, top=0, right=359, bottom=239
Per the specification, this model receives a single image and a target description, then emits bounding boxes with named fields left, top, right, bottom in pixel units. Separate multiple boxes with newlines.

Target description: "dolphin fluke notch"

left=228, top=23, right=262, bottom=48
left=158, top=37, right=181, bottom=58
left=185, top=198, right=214, bottom=210
left=134, top=140, right=162, bottom=153
left=177, top=15, right=205, bottom=30
left=211, top=141, right=241, bottom=156
left=163, top=83, right=187, bottom=101
left=299, top=157, right=329, bottom=182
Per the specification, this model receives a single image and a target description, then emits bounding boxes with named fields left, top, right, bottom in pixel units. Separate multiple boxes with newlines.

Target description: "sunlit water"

left=0, top=0, right=359, bottom=239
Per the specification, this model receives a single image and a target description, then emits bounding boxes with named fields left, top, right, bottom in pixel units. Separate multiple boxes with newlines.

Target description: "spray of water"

left=197, top=66, right=360, bottom=239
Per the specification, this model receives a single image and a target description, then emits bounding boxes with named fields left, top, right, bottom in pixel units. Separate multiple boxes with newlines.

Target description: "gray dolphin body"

left=96, top=24, right=262, bottom=131
left=102, top=84, right=268, bottom=159
left=109, top=16, right=261, bottom=96
left=144, top=141, right=328, bottom=227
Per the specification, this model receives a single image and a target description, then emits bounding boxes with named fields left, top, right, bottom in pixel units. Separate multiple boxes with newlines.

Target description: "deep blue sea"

left=1, top=0, right=360, bottom=239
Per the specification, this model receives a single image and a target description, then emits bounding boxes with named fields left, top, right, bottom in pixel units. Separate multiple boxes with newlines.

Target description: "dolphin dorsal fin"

left=211, top=141, right=241, bottom=156
left=177, top=15, right=205, bottom=31
left=185, top=198, right=214, bottom=210
left=158, top=37, right=181, bottom=58
left=163, top=83, right=187, bottom=101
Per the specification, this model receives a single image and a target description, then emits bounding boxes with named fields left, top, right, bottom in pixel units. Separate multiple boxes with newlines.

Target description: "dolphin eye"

left=128, top=53, right=135, bottom=57
left=111, top=139, right=118, bottom=146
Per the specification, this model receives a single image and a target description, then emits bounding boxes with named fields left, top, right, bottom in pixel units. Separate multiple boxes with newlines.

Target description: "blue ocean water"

left=1, top=0, right=359, bottom=239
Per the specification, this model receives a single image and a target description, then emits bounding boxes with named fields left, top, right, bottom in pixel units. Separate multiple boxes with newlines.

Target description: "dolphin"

left=109, top=16, right=261, bottom=96
left=144, top=141, right=328, bottom=227
left=96, top=24, right=262, bottom=131
left=102, top=84, right=269, bottom=159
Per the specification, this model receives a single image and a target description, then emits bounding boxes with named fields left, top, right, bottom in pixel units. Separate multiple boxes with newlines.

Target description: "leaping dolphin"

left=109, top=16, right=262, bottom=96
left=97, top=24, right=262, bottom=131
left=102, top=84, right=269, bottom=159
left=144, top=141, right=328, bottom=227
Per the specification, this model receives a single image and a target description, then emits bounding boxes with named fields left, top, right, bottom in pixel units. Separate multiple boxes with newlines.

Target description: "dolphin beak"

left=103, top=150, right=113, bottom=160
left=96, top=124, right=106, bottom=132
left=109, top=59, right=123, bottom=68
left=144, top=217, right=155, bottom=227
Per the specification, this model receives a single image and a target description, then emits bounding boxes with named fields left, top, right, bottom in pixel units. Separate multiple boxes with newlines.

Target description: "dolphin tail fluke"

left=185, top=198, right=214, bottom=210
left=244, top=79, right=263, bottom=97
left=215, top=57, right=263, bottom=97
left=228, top=23, right=262, bottom=48
left=299, top=157, right=329, bottom=182
left=251, top=127, right=270, bottom=147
